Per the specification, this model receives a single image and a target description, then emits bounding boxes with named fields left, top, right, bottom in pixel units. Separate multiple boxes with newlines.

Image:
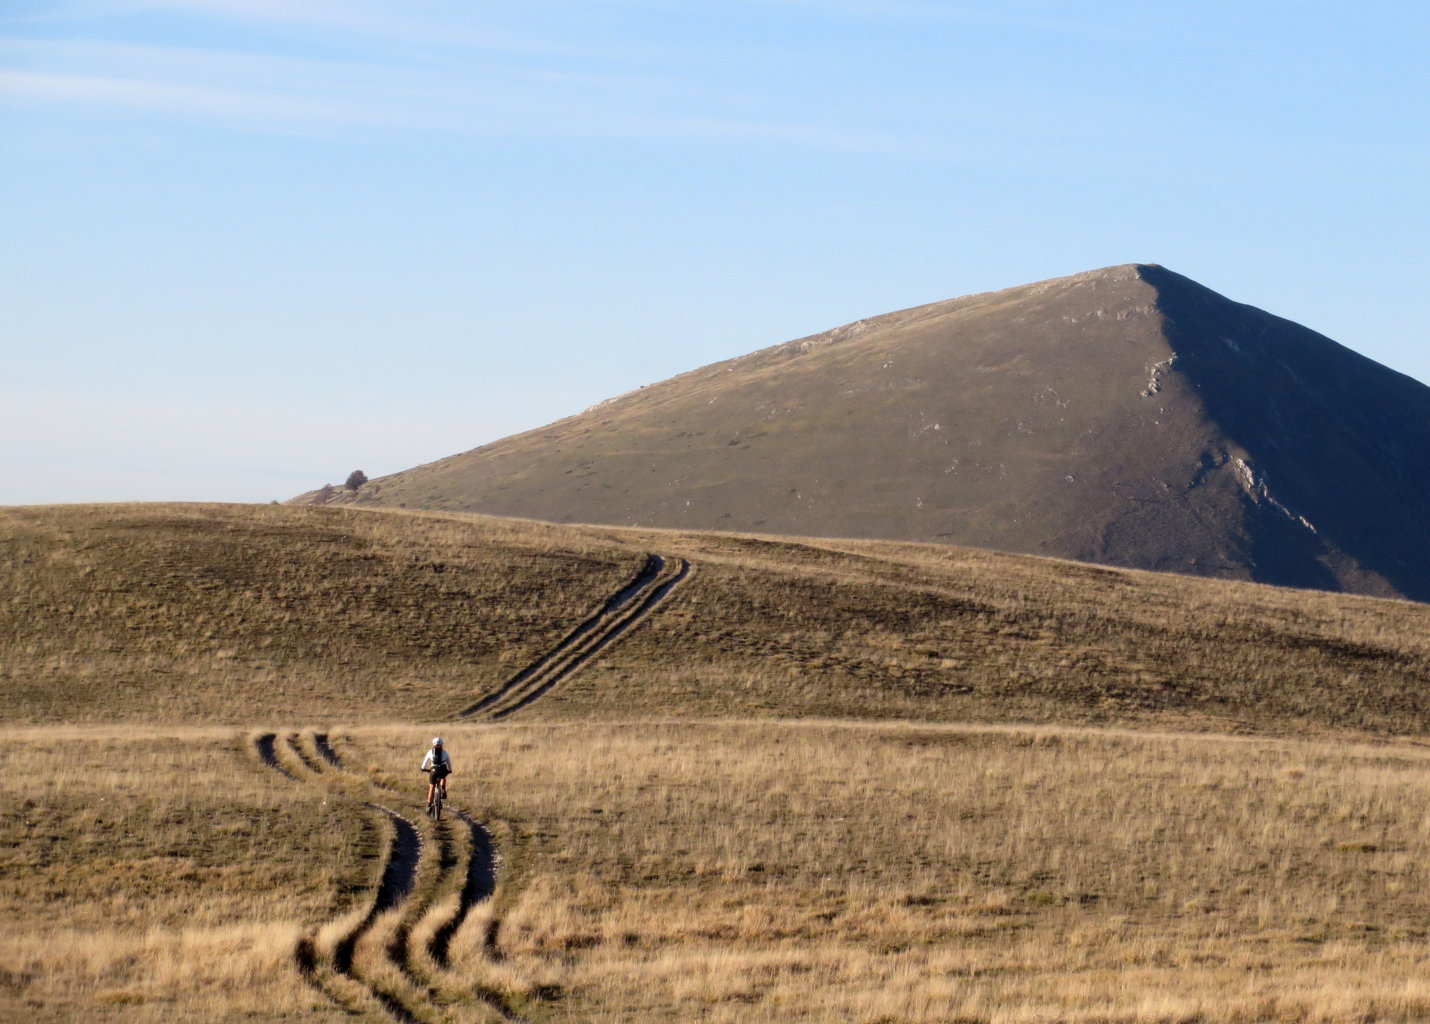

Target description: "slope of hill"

left=13, top=503, right=1430, bottom=1023
left=309, top=264, right=1430, bottom=600
left=7, top=502, right=1430, bottom=735
left=0, top=503, right=645, bottom=723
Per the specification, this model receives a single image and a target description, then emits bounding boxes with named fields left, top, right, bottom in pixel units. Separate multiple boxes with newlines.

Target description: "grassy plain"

left=11, top=722, right=1430, bottom=1022
left=366, top=720, right=1430, bottom=1023
left=0, top=728, right=359, bottom=1022
left=8, top=502, right=1430, bottom=1021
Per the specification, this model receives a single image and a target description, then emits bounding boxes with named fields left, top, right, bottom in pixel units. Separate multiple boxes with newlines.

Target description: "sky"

left=3, top=1, right=1427, bottom=505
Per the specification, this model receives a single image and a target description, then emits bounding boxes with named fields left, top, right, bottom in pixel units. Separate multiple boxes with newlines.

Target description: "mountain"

left=305, top=264, right=1430, bottom=600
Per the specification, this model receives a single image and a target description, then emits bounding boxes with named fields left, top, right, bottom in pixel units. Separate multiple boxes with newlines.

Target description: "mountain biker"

left=420, top=737, right=452, bottom=811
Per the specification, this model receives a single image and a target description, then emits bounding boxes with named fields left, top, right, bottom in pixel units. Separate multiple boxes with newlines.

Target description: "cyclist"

left=420, top=737, right=453, bottom=812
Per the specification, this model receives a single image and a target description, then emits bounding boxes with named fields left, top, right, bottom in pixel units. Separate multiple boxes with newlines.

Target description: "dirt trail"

left=332, top=808, right=421, bottom=971
left=286, top=731, right=326, bottom=774
left=458, top=552, right=691, bottom=719
left=250, top=730, right=510, bottom=1023
left=313, top=732, right=343, bottom=768
left=429, top=810, right=499, bottom=967
left=253, top=732, right=296, bottom=780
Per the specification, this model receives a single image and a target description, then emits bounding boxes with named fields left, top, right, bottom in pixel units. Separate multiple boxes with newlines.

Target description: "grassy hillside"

left=5, top=502, right=1430, bottom=734
left=10, top=502, right=1430, bottom=1022
left=545, top=530, right=1430, bottom=736
left=0, top=503, right=644, bottom=722
left=366, top=720, right=1430, bottom=1023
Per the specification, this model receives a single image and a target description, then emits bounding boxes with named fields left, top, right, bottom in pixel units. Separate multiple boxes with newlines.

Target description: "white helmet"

left=432, top=736, right=443, bottom=747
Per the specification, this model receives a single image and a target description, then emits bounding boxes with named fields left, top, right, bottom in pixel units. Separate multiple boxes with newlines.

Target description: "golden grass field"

left=12, top=722, right=1430, bottom=1023
left=7, top=503, right=1430, bottom=1021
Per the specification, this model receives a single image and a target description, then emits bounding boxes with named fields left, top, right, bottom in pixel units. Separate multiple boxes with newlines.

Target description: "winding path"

left=457, top=552, right=691, bottom=719
left=428, top=810, right=498, bottom=967
left=252, top=731, right=511, bottom=1023
left=248, top=553, right=690, bottom=1018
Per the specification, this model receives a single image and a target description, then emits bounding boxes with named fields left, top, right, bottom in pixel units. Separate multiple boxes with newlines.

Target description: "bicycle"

left=423, top=766, right=448, bottom=820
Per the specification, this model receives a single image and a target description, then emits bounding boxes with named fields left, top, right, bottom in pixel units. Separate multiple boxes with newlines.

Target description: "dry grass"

left=6, top=503, right=1430, bottom=736
left=0, top=503, right=643, bottom=723
left=0, top=727, right=364, bottom=1022
left=11, top=720, right=1430, bottom=1021
left=528, top=527, right=1430, bottom=737
left=9, top=503, right=1430, bottom=1020
left=349, top=720, right=1430, bottom=1023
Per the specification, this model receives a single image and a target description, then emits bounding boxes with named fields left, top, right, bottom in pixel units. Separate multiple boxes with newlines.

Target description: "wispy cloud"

left=610, top=0, right=1125, bottom=36
left=0, top=0, right=1140, bottom=156
left=21, top=0, right=638, bottom=60
left=0, top=22, right=907, bottom=151
left=26, top=0, right=451, bottom=37
left=0, top=37, right=455, bottom=129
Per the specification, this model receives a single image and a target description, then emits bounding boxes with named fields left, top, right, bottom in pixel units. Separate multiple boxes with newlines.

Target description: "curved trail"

left=313, top=732, right=343, bottom=768
left=251, top=731, right=508, bottom=1023
left=458, top=552, right=691, bottom=720
left=247, top=553, right=690, bottom=1015
left=286, top=731, right=326, bottom=774
left=429, top=810, right=498, bottom=967
left=254, top=732, right=296, bottom=780
left=332, top=809, right=420, bottom=973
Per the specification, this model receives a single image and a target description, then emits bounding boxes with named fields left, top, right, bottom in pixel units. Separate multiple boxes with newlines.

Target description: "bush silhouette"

left=345, top=470, right=368, bottom=491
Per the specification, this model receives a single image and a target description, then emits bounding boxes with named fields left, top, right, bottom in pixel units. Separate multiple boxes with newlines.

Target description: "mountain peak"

left=303, top=267, right=1430, bottom=601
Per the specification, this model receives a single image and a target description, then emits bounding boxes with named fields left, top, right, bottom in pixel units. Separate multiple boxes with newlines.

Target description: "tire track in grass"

left=421, top=810, right=524, bottom=1021
left=332, top=809, right=421, bottom=971
left=253, top=730, right=426, bottom=1023
left=378, top=776, right=521, bottom=1020
left=335, top=807, right=423, bottom=1024
left=286, top=731, right=325, bottom=774
left=491, top=556, right=691, bottom=720
left=254, top=733, right=524, bottom=1020
left=253, top=731, right=296, bottom=780
left=428, top=811, right=498, bottom=967
left=299, top=732, right=521, bottom=1021
left=456, top=553, right=664, bottom=717
left=313, top=732, right=343, bottom=768
left=306, top=737, right=431, bottom=1011
left=458, top=553, right=691, bottom=720
left=382, top=818, right=456, bottom=1004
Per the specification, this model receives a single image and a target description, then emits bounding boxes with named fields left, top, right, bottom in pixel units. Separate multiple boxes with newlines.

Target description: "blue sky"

left=3, top=1, right=1427, bottom=504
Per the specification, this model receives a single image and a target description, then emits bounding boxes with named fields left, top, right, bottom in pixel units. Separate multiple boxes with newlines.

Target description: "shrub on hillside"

left=345, top=470, right=368, bottom=491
